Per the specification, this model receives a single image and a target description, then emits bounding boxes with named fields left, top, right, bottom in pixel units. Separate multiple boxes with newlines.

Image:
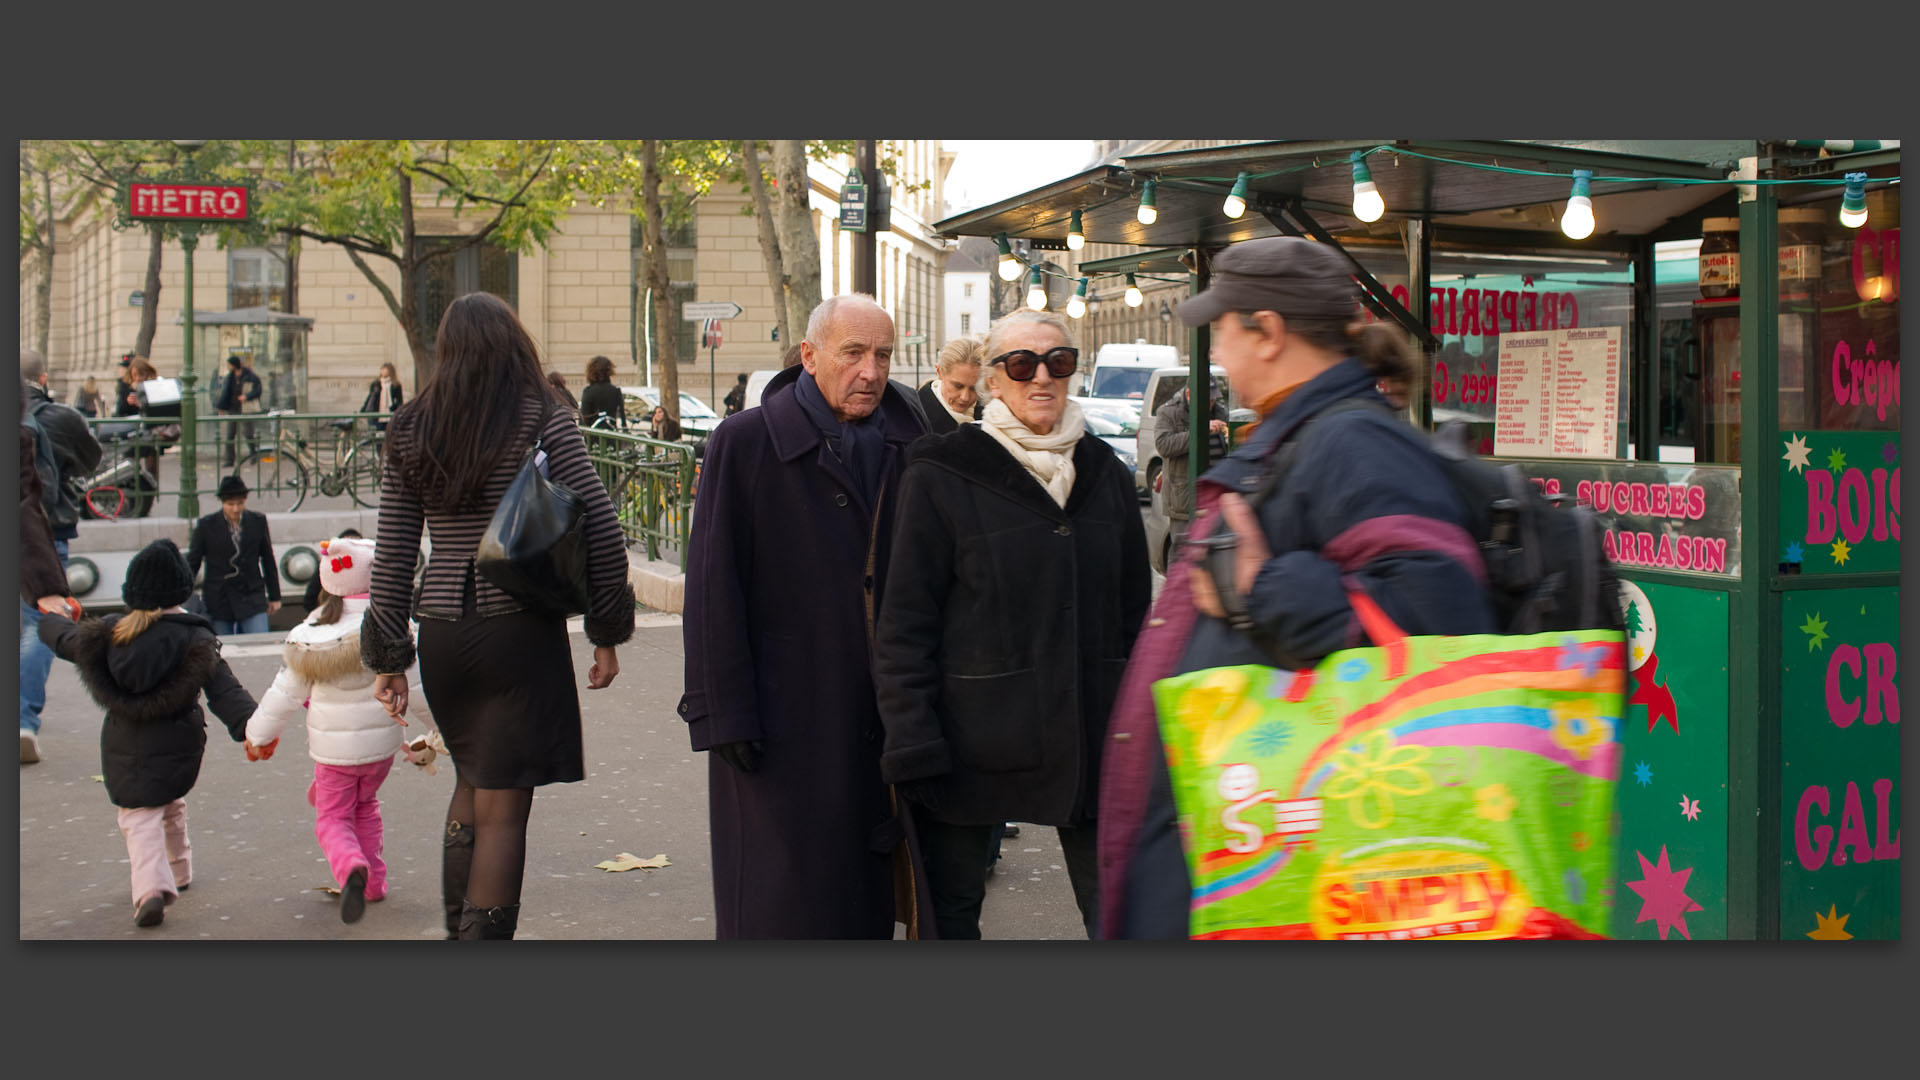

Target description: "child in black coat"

left=38, top=539, right=256, bottom=928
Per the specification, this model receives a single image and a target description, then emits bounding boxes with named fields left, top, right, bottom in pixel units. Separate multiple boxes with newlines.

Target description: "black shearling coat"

left=39, top=612, right=256, bottom=808
left=873, top=424, right=1152, bottom=827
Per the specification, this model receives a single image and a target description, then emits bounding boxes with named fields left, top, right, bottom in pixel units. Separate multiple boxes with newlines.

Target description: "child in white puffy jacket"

left=243, top=535, right=437, bottom=924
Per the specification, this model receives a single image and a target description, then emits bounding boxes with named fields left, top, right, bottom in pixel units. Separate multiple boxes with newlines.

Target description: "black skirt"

left=417, top=597, right=584, bottom=789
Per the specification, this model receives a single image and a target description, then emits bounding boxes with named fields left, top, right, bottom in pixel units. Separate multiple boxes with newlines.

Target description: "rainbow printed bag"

left=1152, top=593, right=1626, bottom=940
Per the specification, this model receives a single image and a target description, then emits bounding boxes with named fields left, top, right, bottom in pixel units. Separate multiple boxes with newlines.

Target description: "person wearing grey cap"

left=1096, top=236, right=1497, bottom=939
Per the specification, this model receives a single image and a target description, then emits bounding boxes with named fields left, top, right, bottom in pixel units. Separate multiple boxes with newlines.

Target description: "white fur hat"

left=318, top=536, right=375, bottom=597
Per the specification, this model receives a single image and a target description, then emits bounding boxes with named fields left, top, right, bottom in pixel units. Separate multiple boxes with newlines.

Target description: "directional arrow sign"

left=682, top=301, right=743, bottom=321
left=901, top=332, right=928, bottom=346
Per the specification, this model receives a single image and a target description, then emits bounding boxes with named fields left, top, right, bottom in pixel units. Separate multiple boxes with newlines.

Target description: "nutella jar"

left=1699, top=218, right=1740, bottom=299
left=1777, top=208, right=1825, bottom=293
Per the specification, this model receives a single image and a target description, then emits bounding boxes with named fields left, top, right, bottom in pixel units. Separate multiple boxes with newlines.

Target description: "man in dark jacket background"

left=212, top=353, right=262, bottom=467
left=21, top=353, right=100, bottom=764
left=680, top=293, right=936, bottom=939
left=1153, top=381, right=1229, bottom=524
left=186, top=475, right=282, bottom=635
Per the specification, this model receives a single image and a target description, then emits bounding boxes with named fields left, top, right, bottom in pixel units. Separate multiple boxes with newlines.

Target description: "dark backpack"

left=1218, top=397, right=1624, bottom=638
left=30, top=397, right=104, bottom=479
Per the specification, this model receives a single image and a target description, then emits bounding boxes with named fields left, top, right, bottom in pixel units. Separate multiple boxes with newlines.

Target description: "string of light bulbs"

left=986, top=146, right=1897, bottom=314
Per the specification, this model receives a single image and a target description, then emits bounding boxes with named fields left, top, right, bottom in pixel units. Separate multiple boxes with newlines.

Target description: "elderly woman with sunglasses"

left=873, top=310, right=1151, bottom=940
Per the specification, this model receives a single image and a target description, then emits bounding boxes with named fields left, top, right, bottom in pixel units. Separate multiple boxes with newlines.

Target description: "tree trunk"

left=33, top=168, right=53, bottom=359
left=739, top=141, right=790, bottom=351
left=642, top=140, right=679, bottom=421
left=396, top=168, right=434, bottom=387
left=133, top=226, right=164, bottom=357
left=284, top=236, right=300, bottom=314
left=770, top=140, right=822, bottom=343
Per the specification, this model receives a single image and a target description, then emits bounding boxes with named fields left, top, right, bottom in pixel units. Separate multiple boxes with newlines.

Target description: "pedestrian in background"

left=723, top=373, right=748, bottom=416
left=22, top=353, right=100, bottom=765
left=243, top=535, right=432, bottom=926
left=212, top=353, right=263, bottom=468
left=113, top=355, right=139, bottom=418
left=73, top=376, right=104, bottom=417
left=186, top=475, right=282, bottom=636
left=1154, top=381, right=1230, bottom=526
left=362, top=292, right=632, bottom=941
left=681, top=293, right=936, bottom=940
left=918, top=335, right=985, bottom=435
left=1099, top=236, right=1495, bottom=939
left=36, top=539, right=257, bottom=928
left=360, top=362, right=404, bottom=432
left=19, top=372, right=85, bottom=765
left=648, top=405, right=682, bottom=444
left=875, top=310, right=1150, bottom=939
left=578, top=355, right=626, bottom=429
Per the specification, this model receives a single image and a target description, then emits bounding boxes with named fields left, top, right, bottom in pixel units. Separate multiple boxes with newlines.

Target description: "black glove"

left=713, top=739, right=765, bottom=773
left=897, top=777, right=944, bottom=814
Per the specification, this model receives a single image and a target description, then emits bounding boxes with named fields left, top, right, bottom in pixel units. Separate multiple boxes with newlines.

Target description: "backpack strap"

left=1198, top=395, right=1395, bottom=652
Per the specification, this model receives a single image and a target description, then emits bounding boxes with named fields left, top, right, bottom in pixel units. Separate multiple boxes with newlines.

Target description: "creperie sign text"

left=128, top=183, right=249, bottom=222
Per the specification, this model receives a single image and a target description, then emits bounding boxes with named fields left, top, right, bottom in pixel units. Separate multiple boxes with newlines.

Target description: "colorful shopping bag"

left=1153, top=594, right=1626, bottom=940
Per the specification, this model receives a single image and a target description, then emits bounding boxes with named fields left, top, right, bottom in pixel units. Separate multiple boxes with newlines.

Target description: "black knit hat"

left=122, top=539, right=195, bottom=611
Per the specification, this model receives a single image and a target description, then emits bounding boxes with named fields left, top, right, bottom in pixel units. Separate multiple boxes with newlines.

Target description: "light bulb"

left=1350, top=153, right=1384, bottom=223
left=1839, top=172, right=1868, bottom=228
left=1223, top=172, right=1251, bottom=219
left=1027, top=268, right=1048, bottom=311
left=1067, top=209, right=1085, bottom=250
left=1561, top=169, right=1595, bottom=240
left=1067, top=278, right=1088, bottom=319
left=1137, top=180, right=1158, bottom=225
left=995, top=234, right=1021, bottom=281
left=1124, top=273, right=1143, bottom=307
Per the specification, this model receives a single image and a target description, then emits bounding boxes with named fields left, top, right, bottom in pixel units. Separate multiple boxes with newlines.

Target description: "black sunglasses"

left=989, top=347, right=1079, bottom=381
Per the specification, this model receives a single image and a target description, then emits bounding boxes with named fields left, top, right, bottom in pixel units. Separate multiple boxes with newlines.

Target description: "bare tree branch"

left=279, top=226, right=403, bottom=263
left=411, top=144, right=559, bottom=261
left=343, top=247, right=407, bottom=327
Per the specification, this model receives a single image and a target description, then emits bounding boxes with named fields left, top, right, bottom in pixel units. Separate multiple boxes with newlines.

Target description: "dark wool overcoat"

left=873, top=425, right=1151, bottom=827
left=679, top=365, right=937, bottom=939
left=39, top=612, right=255, bottom=808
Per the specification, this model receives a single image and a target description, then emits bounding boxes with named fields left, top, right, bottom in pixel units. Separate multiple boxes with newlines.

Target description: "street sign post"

left=682, top=301, right=743, bottom=321
left=123, top=154, right=251, bottom=518
left=840, top=168, right=868, bottom=234
left=901, top=332, right=927, bottom=346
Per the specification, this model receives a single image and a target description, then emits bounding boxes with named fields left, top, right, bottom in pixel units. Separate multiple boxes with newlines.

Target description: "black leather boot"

left=456, top=900, right=519, bottom=940
left=442, top=821, right=474, bottom=941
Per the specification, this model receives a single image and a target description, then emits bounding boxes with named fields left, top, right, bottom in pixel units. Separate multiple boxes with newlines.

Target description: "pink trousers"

left=308, top=759, right=393, bottom=900
left=118, top=799, right=191, bottom=908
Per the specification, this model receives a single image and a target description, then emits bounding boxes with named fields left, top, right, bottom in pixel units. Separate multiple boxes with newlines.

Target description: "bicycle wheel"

left=346, top=442, right=383, bottom=509
left=233, top=445, right=310, bottom=513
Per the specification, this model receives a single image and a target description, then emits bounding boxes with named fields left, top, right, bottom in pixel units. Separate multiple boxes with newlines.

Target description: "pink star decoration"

left=1624, top=846, right=1704, bottom=941
left=1679, top=795, right=1701, bottom=821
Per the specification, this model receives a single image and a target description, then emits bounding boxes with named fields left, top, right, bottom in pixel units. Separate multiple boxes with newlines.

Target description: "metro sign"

left=127, top=182, right=250, bottom=222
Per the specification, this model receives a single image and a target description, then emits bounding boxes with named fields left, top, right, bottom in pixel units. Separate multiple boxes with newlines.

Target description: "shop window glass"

left=414, top=237, right=519, bottom=348
left=228, top=246, right=289, bottom=311
left=1780, top=188, right=1899, bottom=433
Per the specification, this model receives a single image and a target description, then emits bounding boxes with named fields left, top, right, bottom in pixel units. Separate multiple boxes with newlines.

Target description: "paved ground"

left=17, top=613, right=1095, bottom=941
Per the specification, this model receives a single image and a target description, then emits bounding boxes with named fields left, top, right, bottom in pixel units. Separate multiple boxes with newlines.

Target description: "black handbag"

left=476, top=398, right=592, bottom=616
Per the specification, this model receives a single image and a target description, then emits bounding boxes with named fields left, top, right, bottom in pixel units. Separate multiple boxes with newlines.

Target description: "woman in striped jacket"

left=361, top=291, right=635, bottom=940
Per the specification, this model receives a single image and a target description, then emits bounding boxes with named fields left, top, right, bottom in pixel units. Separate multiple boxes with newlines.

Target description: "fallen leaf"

left=315, top=885, right=340, bottom=896
left=593, top=852, right=671, bottom=873
left=91, top=775, right=104, bottom=782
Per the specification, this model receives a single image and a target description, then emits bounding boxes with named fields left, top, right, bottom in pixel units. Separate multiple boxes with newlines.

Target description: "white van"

left=741, top=369, right=781, bottom=411
left=1077, top=341, right=1180, bottom=410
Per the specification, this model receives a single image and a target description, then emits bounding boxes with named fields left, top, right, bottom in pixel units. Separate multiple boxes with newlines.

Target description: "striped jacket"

left=360, top=392, right=635, bottom=674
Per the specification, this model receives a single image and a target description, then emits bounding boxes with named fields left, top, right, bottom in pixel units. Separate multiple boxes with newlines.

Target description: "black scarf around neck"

left=794, top=370, right=886, bottom=506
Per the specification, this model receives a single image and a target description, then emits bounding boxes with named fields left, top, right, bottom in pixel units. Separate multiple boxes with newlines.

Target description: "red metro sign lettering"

left=127, top=182, right=250, bottom=222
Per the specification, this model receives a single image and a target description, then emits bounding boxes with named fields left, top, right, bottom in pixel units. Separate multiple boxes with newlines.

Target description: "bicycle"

left=230, top=412, right=385, bottom=513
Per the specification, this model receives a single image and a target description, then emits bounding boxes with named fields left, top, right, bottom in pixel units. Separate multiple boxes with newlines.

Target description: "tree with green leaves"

left=239, top=140, right=583, bottom=387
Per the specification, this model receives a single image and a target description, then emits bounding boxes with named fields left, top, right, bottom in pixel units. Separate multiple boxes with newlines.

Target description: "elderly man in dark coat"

left=680, top=294, right=936, bottom=939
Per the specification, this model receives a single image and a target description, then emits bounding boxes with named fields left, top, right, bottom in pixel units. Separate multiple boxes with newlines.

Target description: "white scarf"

left=377, top=377, right=394, bottom=415
left=926, top=378, right=975, bottom=429
left=981, top=397, right=1085, bottom=508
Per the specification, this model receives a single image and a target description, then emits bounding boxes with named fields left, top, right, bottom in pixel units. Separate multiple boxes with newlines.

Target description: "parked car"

left=622, top=387, right=723, bottom=443
left=1083, top=410, right=1139, bottom=492
left=1133, top=365, right=1254, bottom=496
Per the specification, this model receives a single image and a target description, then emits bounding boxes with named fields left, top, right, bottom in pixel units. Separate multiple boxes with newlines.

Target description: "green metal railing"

left=78, top=411, right=387, bottom=519
left=581, top=424, right=696, bottom=568
left=79, top=411, right=699, bottom=569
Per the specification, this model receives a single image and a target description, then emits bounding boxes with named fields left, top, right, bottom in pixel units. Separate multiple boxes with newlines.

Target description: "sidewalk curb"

left=628, top=553, right=685, bottom=614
